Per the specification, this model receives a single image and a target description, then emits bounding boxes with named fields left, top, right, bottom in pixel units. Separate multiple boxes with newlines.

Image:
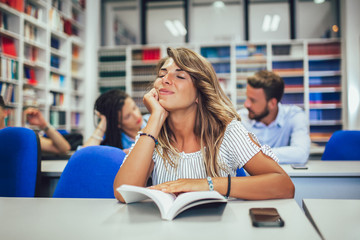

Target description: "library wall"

left=0, top=0, right=86, bottom=136
left=98, top=39, right=344, bottom=150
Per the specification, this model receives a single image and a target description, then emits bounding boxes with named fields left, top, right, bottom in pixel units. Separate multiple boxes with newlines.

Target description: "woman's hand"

left=24, top=108, right=47, bottom=129
left=95, top=110, right=107, bottom=132
left=143, top=88, right=168, bottom=118
left=149, top=179, right=209, bottom=195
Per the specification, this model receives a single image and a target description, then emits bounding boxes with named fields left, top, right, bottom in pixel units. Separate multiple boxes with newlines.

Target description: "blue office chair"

left=53, top=145, right=126, bottom=198
left=321, top=130, right=360, bottom=160
left=236, top=167, right=246, bottom=177
left=0, top=127, right=41, bottom=197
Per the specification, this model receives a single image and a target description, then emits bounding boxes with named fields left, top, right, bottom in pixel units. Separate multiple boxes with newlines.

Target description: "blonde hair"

left=155, top=47, right=240, bottom=177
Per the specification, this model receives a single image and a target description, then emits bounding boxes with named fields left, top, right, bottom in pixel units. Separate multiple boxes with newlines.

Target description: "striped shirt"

left=125, top=119, right=278, bottom=185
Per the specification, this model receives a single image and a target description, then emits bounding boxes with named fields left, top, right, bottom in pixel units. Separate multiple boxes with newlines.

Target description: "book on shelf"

left=1, top=36, right=17, bottom=57
left=1, top=57, right=18, bottom=80
left=117, top=184, right=227, bottom=221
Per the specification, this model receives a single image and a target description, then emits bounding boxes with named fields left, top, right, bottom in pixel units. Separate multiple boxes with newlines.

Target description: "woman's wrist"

left=40, top=123, right=51, bottom=132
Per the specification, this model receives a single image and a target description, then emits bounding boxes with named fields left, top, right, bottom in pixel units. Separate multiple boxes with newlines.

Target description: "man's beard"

left=248, top=107, right=270, bottom=122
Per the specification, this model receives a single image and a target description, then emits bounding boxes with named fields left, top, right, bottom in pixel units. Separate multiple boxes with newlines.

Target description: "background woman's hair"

left=94, top=89, right=129, bottom=149
left=156, top=47, right=240, bottom=177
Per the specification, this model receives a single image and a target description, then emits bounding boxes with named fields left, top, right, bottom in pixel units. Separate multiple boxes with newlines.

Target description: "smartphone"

left=291, top=164, right=308, bottom=170
left=249, top=208, right=285, bottom=227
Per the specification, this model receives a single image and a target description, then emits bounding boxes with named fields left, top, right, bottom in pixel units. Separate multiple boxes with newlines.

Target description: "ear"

left=268, top=98, right=278, bottom=110
left=195, top=98, right=198, bottom=104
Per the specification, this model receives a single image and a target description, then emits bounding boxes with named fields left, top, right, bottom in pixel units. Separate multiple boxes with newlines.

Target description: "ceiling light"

left=270, top=14, right=281, bottom=31
left=173, top=20, right=187, bottom=36
left=213, top=1, right=225, bottom=8
left=262, top=15, right=271, bottom=32
left=314, top=0, right=325, bottom=4
left=164, top=20, right=179, bottom=37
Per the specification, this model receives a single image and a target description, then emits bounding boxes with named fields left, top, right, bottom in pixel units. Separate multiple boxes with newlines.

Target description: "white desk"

left=303, top=199, right=360, bottom=240
left=281, top=161, right=360, bottom=207
left=0, top=198, right=320, bottom=240
left=41, top=160, right=68, bottom=176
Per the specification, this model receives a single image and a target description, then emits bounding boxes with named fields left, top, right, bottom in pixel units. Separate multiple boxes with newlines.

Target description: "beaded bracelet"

left=206, top=176, right=214, bottom=191
left=139, top=132, right=158, bottom=145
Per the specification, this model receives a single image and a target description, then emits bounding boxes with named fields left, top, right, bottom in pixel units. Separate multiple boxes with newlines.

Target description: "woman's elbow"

left=280, top=174, right=295, bottom=199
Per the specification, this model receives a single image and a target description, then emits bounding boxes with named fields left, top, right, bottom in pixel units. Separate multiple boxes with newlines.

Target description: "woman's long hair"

left=94, top=89, right=128, bottom=149
left=156, top=47, right=240, bottom=177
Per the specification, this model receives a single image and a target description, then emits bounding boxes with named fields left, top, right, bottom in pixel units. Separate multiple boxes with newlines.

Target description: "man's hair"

left=247, top=70, right=284, bottom=102
left=0, top=95, right=5, bottom=109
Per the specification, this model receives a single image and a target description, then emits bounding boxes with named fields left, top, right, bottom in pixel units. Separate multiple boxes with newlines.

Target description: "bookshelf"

left=0, top=0, right=86, bottom=135
left=97, top=39, right=343, bottom=148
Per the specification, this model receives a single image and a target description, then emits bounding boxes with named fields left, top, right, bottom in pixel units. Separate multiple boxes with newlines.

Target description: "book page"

left=166, top=191, right=226, bottom=220
left=117, top=185, right=176, bottom=218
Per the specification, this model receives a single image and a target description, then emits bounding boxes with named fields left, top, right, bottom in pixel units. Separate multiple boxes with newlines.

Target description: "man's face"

left=244, top=85, right=270, bottom=121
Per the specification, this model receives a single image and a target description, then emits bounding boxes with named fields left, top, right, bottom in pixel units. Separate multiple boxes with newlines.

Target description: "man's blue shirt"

left=238, top=104, right=310, bottom=164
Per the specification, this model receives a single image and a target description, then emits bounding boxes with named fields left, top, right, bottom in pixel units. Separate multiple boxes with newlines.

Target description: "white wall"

left=84, top=0, right=101, bottom=140
left=191, top=2, right=244, bottom=43
left=147, top=6, right=185, bottom=44
left=105, top=1, right=140, bottom=46
left=297, top=1, right=336, bottom=39
left=342, top=0, right=360, bottom=130
left=249, top=2, right=290, bottom=41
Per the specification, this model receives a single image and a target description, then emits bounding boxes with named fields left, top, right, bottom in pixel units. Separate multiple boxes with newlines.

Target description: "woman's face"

left=118, top=97, right=143, bottom=132
left=154, top=58, right=198, bottom=112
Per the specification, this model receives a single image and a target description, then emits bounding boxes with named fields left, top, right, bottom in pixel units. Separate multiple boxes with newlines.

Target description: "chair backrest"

left=53, top=145, right=126, bottom=198
left=236, top=167, right=246, bottom=177
left=321, top=130, right=360, bottom=160
left=0, top=127, right=41, bottom=197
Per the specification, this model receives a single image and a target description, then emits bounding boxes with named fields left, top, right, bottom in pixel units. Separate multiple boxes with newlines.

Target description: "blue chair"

left=0, top=127, right=41, bottom=197
left=321, top=130, right=360, bottom=160
left=236, top=167, right=246, bottom=177
left=53, top=145, right=126, bottom=198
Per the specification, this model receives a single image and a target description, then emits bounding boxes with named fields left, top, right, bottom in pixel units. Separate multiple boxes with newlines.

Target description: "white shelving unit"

left=0, top=0, right=86, bottom=135
left=97, top=39, right=343, bottom=147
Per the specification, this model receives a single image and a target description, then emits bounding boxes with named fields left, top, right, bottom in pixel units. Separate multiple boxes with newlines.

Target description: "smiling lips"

left=159, top=88, right=174, bottom=95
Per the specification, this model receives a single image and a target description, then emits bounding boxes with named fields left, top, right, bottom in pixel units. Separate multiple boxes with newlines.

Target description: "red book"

left=15, top=0, right=23, bottom=12
left=29, top=68, right=37, bottom=84
left=1, top=36, right=17, bottom=57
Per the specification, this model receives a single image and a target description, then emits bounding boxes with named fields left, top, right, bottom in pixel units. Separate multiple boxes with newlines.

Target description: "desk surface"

left=0, top=198, right=319, bottom=240
left=43, top=160, right=360, bottom=177
left=281, top=161, right=360, bottom=177
left=303, top=199, right=360, bottom=240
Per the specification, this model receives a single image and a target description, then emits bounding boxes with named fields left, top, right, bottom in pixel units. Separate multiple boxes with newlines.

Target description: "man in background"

left=238, top=70, right=310, bottom=164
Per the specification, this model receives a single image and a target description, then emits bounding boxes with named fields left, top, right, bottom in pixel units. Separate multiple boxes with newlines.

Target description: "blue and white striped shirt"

left=125, top=119, right=278, bottom=185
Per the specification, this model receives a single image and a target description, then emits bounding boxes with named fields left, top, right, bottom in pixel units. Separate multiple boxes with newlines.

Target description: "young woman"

left=84, top=89, right=148, bottom=154
left=113, top=47, right=294, bottom=202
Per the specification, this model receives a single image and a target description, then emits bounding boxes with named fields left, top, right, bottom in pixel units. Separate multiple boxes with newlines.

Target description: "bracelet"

left=225, top=174, right=231, bottom=199
left=139, top=132, right=158, bottom=145
left=206, top=176, right=214, bottom=191
left=41, top=125, right=51, bottom=132
left=91, top=134, right=103, bottom=141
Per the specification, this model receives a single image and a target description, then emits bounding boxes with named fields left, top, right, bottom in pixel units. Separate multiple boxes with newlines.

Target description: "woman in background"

left=114, top=47, right=294, bottom=202
left=84, top=89, right=148, bottom=154
left=0, top=96, right=70, bottom=154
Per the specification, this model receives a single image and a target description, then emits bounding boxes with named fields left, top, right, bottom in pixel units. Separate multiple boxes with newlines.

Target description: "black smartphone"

left=249, top=208, right=285, bottom=227
left=291, top=164, right=308, bottom=170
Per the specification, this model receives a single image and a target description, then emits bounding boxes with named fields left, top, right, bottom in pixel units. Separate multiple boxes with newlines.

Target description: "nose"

left=162, top=73, right=173, bottom=85
left=244, top=98, right=251, bottom=108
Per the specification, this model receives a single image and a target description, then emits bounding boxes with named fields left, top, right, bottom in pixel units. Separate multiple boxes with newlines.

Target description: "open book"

left=117, top=184, right=227, bottom=221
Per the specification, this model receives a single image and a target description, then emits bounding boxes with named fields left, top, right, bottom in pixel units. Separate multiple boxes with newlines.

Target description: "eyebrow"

left=160, top=68, right=184, bottom=72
